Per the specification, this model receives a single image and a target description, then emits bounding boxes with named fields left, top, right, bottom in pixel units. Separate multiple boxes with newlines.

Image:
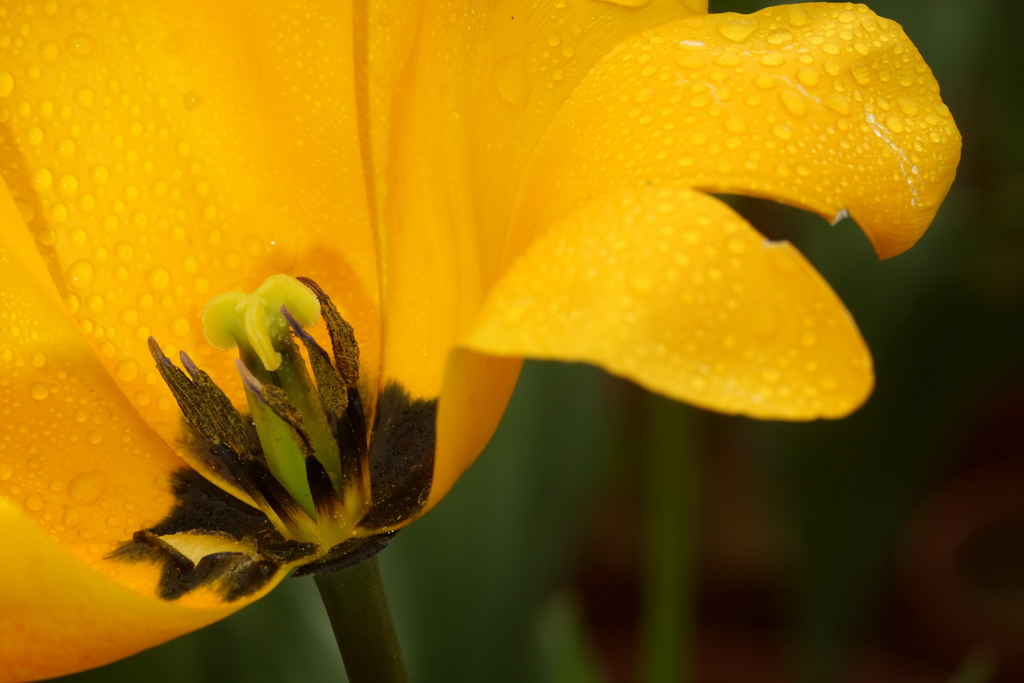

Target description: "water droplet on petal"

left=717, top=21, right=756, bottom=43
left=494, top=55, right=529, bottom=107
left=31, top=168, right=53, bottom=191
left=68, top=470, right=106, bottom=505
left=66, top=33, right=95, bottom=56
left=885, top=116, right=905, bottom=133
left=823, top=93, right=852, bottom=116
left=147, top=267, right=171, bottom=290
left=115, top=359, right=138, bottom=381
left=780, top=89, right=807, bottom=117
left=797, top=67, right=820, bottom=87
left=0, top=71, right=14, bottom=97
left=66, top=260, right=94, bottom=288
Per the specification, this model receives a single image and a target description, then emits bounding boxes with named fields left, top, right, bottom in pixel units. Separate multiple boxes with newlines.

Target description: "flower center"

left=202, top=274, right=351, bottom=522
left=147, top=274, right=372, bottom=546
left=109, top=274, right=435, bottom=603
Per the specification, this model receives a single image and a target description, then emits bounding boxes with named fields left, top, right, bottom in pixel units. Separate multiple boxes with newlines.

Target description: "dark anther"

left=297, top=276, right=360, bottom=385
left=283, top=306, right=351, bottom=419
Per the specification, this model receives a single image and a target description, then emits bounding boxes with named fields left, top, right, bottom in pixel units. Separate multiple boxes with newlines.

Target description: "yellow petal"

left=0, top=498, right=272, bottom=682
left=515, top=2, right=961, bottom=262
left=367, top=1, right=708, bottom=506
left=0, top=176, right=179, bottom=572
left=0, top=0, right=379, bottom=447
left=427, top=350, right=522, bottom=511
left=369, top=0, right=707, bottom=402
left=1, top=179, right=275, bottom=680
left=464, top=186, right=873, bottom=420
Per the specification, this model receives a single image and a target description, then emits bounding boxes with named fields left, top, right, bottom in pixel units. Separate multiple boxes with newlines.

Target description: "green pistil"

left=203, top=274, right=345, bottom=519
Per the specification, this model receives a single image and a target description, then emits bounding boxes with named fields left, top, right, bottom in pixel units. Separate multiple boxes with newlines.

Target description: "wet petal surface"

left=0, top=498, right=276, bottom=682
left=465, top=186, right=873, bottom=420
left=515, top=2, right=961, bottom=262
left=0, top=0, right=379, bottom=445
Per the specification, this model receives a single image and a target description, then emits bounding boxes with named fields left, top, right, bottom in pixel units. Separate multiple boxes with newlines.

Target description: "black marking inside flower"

left=109, top=278, right=437, bottom=602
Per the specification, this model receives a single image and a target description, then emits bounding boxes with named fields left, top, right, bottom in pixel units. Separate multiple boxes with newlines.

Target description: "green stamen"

left=202, top=274, right=345, bottom=518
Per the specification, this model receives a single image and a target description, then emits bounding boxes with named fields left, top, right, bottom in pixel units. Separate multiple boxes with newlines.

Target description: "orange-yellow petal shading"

left=0, top=0, right=379, bottom=447
left=465, top=186, right=873, bottom=420
left=514, top=2, right=961, bottom=263
left=371, top=0, right=709, bottom=403
left=0, top=176, right=177, bottom=568
left=0, top=498, right=257, bottom=682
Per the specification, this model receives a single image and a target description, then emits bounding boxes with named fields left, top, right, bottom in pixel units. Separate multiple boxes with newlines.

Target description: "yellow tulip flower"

left=0, top=0, right=959, bottom=680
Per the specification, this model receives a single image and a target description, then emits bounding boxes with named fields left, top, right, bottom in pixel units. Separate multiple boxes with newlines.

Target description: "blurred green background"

left=53, top=1, right=1020, bottom=682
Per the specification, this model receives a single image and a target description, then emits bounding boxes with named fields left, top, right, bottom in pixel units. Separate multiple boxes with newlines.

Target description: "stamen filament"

left=237, top=359, right=316, bottom=518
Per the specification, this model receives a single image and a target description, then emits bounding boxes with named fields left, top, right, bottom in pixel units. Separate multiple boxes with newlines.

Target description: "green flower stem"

left=640, top=397, right=700, bottom=683
left=314, top=557, right=410, bottom=683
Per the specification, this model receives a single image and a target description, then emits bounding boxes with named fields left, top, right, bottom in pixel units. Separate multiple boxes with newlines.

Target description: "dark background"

left=55, top=1, right=1021, bottom=681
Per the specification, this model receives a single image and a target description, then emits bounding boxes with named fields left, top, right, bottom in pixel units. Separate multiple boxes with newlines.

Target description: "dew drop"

left=66, top=260, right=94, bottom=288
left=68, top=470, right=106, bottom=505
left=114, top=359, right=138, bottom=382
left=787, top=6, right=812, bottom=26
left=147, top=267, right=171, bottom=290
left=30, top=382, right=49, bottom=401
left=74, top=86, right=94, bottom=107
left=717, top=21, right=756, bottom=43
left=0, top=463, right=12, bottom=481
left=0, top=71, right=14, bottom=97
left=898, top=98, right=920, bottom=116
left=885, top=116, right=905, bottom=133
left=170, top=316, right=191, bottom=336
left=766, top=29, right=793, bottom=45
left=66, top=33, right=95, bottom=56
left=115, top=241, right=134, bottom=262
left=850, top=63, right=871, bottom=85
left=493, top=55, right=528, bottom=107
left=771, top=123, right=793, bottom=140
left=91, top=164, right=110, bottom=184
left=780, top=89, right=807, bottom=117
left=56, top=138, right=76, bottom=158
left=58, top=174, right=79, bottom=195
left=31, top=168, right=53, bottom=191
left=823, top=93, right=851, bottom=116
left=31, top=352, right=46, bottom=368
left=724, top=116, right=748, bottom=134
left=39, top=40, right=60, bottom=61
left=25, top=494, right=43, bottom=512
left=182, top=91, right=201, bottom=110
left=630, top=274, right=653, bottom=294
left=797, top=67, right=820, bottom=87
